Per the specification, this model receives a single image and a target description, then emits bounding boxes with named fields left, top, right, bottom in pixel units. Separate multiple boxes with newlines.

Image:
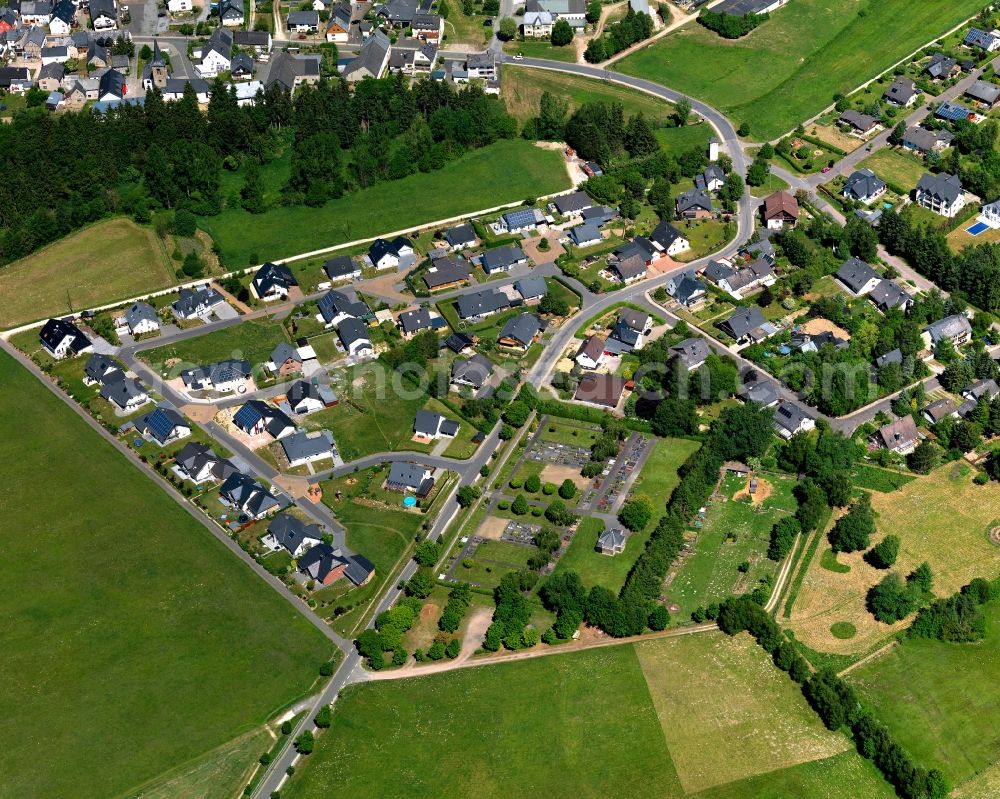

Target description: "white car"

left=513, top=53, right=523, bottom=60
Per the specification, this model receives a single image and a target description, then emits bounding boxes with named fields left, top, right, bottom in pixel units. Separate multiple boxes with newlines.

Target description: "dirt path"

left=837, top=640, right=899, bottom=677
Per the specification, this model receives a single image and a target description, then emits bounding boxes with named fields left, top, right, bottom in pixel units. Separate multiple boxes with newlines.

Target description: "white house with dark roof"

left=884, top=77, right=918, bottom=107
left=649, top=220, right=691, bottom=257
left=220, top=472, right=281, bottom=519
left=498, top=313, right=542, bottom=350
left=263, top=512, right=323, bottom=557
left=670, top=338, right=711, bottom=371
left=119, top=301, right=159, bottom=336
left=597, top=527, right=627, bottom=555
left=773, top=401, right=815, bottom=440
left=444, top=223, right=477, bottom=251
left=569, top=222, right=603, bottom=248
left=575, top=335, right=605, bottom=370
left=40, top=318, right=93, bottom=359
left=338, top=317, right=374, bottom=359
left=836, top=257, right=881, bottom=296
left=100, top=375, right=149, bottom=412
left=367, top=236, right=414, bottom=271
left=84, top=353, right=121, bottom=386
left=286, top=380, right=337, bottom=415
left=233, top=399, right=296, bottom=439
left=915, top=172, right=966, bottom=217
left=413, top=409, right=459, bottom=440
left=386, top=461, right=433, bottom=493
left=318, top=289, right=369, bottom=327
left=719, top=306, right=775, bottom=346
left=172, top=286, right=225, bottom=320
left=456, top=288, right=509, bottom=321
left=868, top=280, right=912, bottom=314
left=281, top=430, right=338, bottom=468
left=136, top=405, right=192, bottom=445
left=323, top=255, right=361, bottom=282
left=251, top=261, right=298, bottom=301
left=451, top=353, right=494, bottom=391
left=174, top=442, right=237, bottom=485
left=843, top=169, right=887, bottom=204
left=481, top=245, right=528, bottom=274
left=552, top=190, right=592, bottom=217
left=219, top=0, right=245, bottom=25
left=181, top=360, right=253, bottom=393
left=922, top=314, right=972, bottom=349
left=196, top=27, right=233, bottom=78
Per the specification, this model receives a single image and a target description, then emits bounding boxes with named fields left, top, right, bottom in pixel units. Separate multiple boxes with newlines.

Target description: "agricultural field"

left=848, top=601, right=1000, bottom=789
left=614, top=0, right=985, bottom=140
left=666, top=473, right=797, bottom=619
left=0, top=350, right=332, bottom=799
left=302, top=361, right=435, bottom=461
left=0, top=217, right=176, bottom=329
left=856, top=148, right=927, bottom=193
left=501, top=65, right=674, bottom=126
left=788, top=464, right=1000, bottom=656
left=141, top=319, right=289, bottom=372
left=282, top=631, right=894, bottom=799
left=199, top=140, right=571, bottom=268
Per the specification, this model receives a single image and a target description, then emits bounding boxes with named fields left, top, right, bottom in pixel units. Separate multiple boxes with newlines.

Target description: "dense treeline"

left=879, top=206, right=1000, bottom=313
left=584, top=8, right=653, bottom=62
left=717, top=595, right=950, bottom=799
left=697, top=9, right=767, bottom=38
left=0, top=75, right=515, bottom=264
left=909, top=577, right=997, bottom=642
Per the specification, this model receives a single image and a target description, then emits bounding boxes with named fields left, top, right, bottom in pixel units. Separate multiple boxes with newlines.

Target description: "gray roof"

left=570, top=221, right=603, bottom=246
left=670, top=337, right=711, bottom=369
left=926, top=53, right=958, bottom=78
left=839, top=109, right=879, bottom=131
left=650, top=220, right=687, bottom=250
left=597, top=528, right=627, bottom=550
left=234, top=29, right=272, bottom=46
left=220, top=472, right=281, bottom=517
left=338, top=317, right=371, bottom=348
left=84, top=353, right=119, bottom=383
left=398, top=307, right=434, bottom=334
left=553, top=190, right=592, bottom=215
left=387, top=461, right=429, bottom=489
left=876, top=415, right=918, bottom=449
left=270, top=341, right=301, bottom=367
left=40, top=317, right=91, bottom=354
left=611, top=254, right=647, bottom=281
left=676, top=187, right=714, bottom=213
left=287, top=9, right=319, bottom=25
left=181, top=359, right=252, bottom=389
left=836, top=257, right=879, bottom=293
left=964, top=378, right=1000, bottom=401
left=721, top=306, right=768, bottom=339
left=916, top=172, right=963, bottom=205
left=253, top=261, right=297, bottom=295
left=424, top=256, right=471, bottom=290
left=498, top=313, right=542, bottom=347
left=481, top=244, right=526, bottom=273
left=843, top=168, right=886, bottom=201
left=869, top=279, right=909, bottom=312
left=904, top=126, right=953, bottom=152
left=176, top=442, right=236, bottom=482
left=884, top=77, right=917, bottom=104
left=318, top=289, right=369, bottom=323
left=713, top=0, right=776, bottom=13
left=100, top=376, right=145, bottom=408
left=923, top=398, right=958, bottom=422
left=267, top=512, right=323, bottom=553
left=966, top=79, right=1000, bottom=104
left=323, top=255, right=359, bottom=279
left=343, top=30, right=390, bottom=80
left=672, top=274, right=706, bottom=305
left=451, top=353, right=494, bottom=388
left=445, top=223, right=476, bottom=247
left=695, top=163, right=726, bottom=191
left=124, top=301, right=157, bottom=329
left=874, top=348, right=902, bottom=368
left=924, top=314, right=972, bottom=344
left=281, top=430, right=335, bottom=463
left=515, top=275, right=547, bottom=300
left=773, top=401, right=813, bottom=435
left=456, top=288, right=509, bottom=319
left=138, top=405, right=189, bottom=444
left=581, top=204, right=618, bottom=226
left=173, top=286, right=223, bottom=318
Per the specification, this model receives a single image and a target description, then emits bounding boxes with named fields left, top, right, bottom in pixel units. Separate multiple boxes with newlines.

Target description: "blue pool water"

left=967, top=222, right=990, bottom=236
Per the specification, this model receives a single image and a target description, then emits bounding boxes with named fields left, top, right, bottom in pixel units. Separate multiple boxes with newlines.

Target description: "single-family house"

left=873, top=415, right=919, bottom=454
left=376, top=0, right=417, bottom=25
left=49, top=0, right=76, bottom=34
left=715, top=259, right=774, bottom=299
left=286, top=380, right=337, bottom=415
left=552, top=190, right=592, bottom=218
left=523, top=9, right=554, bottom=36
left=281, top=430, right=337, bottom=467
left=451, top=353, right=494, bottom=391
left=220, top=472, right=281, bottom=519
left=268, top=342, right=303, bottom=377
left=923, top=398, right=959, bottom=424
left=456, top=288, right=509, bottom=321
left=575, top=335, right=605, bottom=370
left=676, top=188, right=715, bottom=219
left=287, top=9, right=319, bottom=32
left=342, top=30, right=390, bottom=82
left=926, top=53, right=960, bottom=80
left=233, top=400, right=297, bottom=439
left=98, top=68, right=126, bottom=102
left=884, top=77, right=918, bottom=107
left=423, top=256, right=472, bottom=291
left=868, top=280, right=912, bottom=313
left=123, top=301, right=159, bottom=336
left=963, top=378, right=1000, bottom=403
left=500, top=207, right=543, bottom=234
left=481, top=244, right=528, bottom=274
left=413, top=409, right=459, bottom=441
left=498, top=313, right=542, bottom=350
left=695, top=163, right=726, bottom=192
left=325, top=3, right=352, bottom=41
left=41, top=45, right=70, bottom=65
left=875, top=349, right=903, bottom=369
left=168, top=0, right=194, bottom=11
left=219, top=0, right=244, bottom=26
left=903, top=126, right=954, bottom=155
left=609, top=254, right=647, bottom=284
left=922, top=314, right=973, bottom=348
left=570, top=222, right=603, bottom=247
left=738, top=369, right=780, bottom=408
left=762, top=191, right=799, bottom=230
left=231, top=53, right=254, bottom=80
left=665, top=270, right=707, bottom=309
left=180, top=360, right=253, bottom=393
left=234, top=30, right=273, bottom=54
left=964, top=26, right=1000, bottom=52
left=264, top=513, right=323, bottom=557
left=100, top=376, right=149, bottom=412
left=966, top=78, right=1000, bottom=109
left=397, top=307, right=435, bottom=338
left=83, top=354, right=123, bottom=387
left=386, top=461, right=433, bottom=493
left=323, top=255, right=361, bottom=282
left=670, top=337, right=711, bottom=371
left=718, top=306, right=774, bottom=346
left=773, top=401, right=815, bottom=440
left=174, top=442, right=238, bottom=485
left=90, top=0, right=117, bottom=30
left=197, top=27, right=233, bottom=77
left=318, top=289, right=369, bottom=327
left=836, top=257, right=881, bottom=295
left=411, top=12, right=443, bottom=42
left=843, top=168, right=887, bottom=204
left=581, top=204, right=619, bottom=227
left=39, top=318, right=93, bottom=359
left=444, top=223, right=477, bottom=251
left=299, top=545, right=375, bottom=586
left=172, top=286, right=225, bottom=320
left=367, top=236, right=414, bottom=271
left=574, top=373, right=629, bottom=409
left=838, top=109, right=879, bottom=135
left=338, top=317, right=374, bottom=358
left=137, top=405, right=192, bottom=445
left=649, top=219, right=691, bottom=256
left=515, top=276, right=548, bottom=304
left=466, top=50, right=495, bottom=79
left=265, top=51, right=321, bottom=92
left=251, top=261, right=298, bottom=301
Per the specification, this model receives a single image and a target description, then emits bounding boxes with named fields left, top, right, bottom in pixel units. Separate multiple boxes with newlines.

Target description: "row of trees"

left=355, top=597, right=423, bottom=670
left=584, top=9, right=654, bottom=62
left=909, top=577, right=997, bottom=642
left=697, top=8, right=768, bottom=38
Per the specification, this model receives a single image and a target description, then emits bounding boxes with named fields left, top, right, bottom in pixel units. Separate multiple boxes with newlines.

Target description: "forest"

left=0, top=74, right=517, bottom=265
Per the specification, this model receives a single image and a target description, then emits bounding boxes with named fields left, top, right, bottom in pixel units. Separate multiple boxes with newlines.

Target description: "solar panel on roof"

left=936, top=101, right=972, bottom=120
left=147, top=409, right=176, bottom=440
left=233, top=403, right=262, bottom=429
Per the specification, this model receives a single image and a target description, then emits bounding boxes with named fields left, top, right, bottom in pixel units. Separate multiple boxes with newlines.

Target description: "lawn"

left=0, top=217, right=175, bottom=329
left=551, top=515, right=643, bottom=592
left=857, top=148, right=927, bottom=193
left=666, top=473, right=797, bottom=619
left=283, top=631, right=893, bottom=799
left=630, top=437, right=702, bottom=514
left=0, top=350, right=332, bottom=799
left=789, top=464, right=1000, bottom=657
left=848, top=600, right=1000, bottom=788
left=501, top=64, right=672, bottom=126
left=302, top=361, right=433, bottom=461
left=614, top=0, right=986, bottom=140
left=538, top=417, right=601, bottom=446
left=655, top=122, right=714, bottom=157
left=461, top=539, right=536, bottom=589
left=199, top=140, right=571, bottom=268
left=503, top=39, right=579, bottom=63
left=141, top=319, right=289, bottom=372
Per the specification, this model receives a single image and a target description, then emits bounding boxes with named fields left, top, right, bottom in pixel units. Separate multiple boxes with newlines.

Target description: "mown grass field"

left=200, top=140, right=571, bottom=268
left=631, top=437, right=702, bottom=515
left=848, top=601, right=1000, bottom=788
left=857, top=148, right=928, bottom=192
left=667, top=473, right=796, bottom=619
left=614, top=0, right=985, bottom=140
left=502, top=65, right=674, bottom=125
left=0, top=350, right=332, bottom=799
left=503, top=39, right=579, bottom=62
left=283, top=632, right=894, bottom=799
left=141, top=318, right=290, bottom=371
left=0, top=217, right=175, bottom=329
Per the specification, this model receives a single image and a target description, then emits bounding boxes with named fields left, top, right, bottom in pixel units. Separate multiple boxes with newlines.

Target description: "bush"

left=294, top=730, right=315, bottom=755
left=866, top=535, right=900, bottom=569
left=318, top=660, right=335, bottom=676
left=174, top=208, right=197, bottom=236
left=280, top=720, right=292, bottom=735
left=647, top=605, right=670, bottom=631
left=558, top=478, right=577, bottom=499
left=313, top=705, right=332, bottom=728
left=445, top=639, right=461, bottom=658
left=828, top=497, right=875, bottom=553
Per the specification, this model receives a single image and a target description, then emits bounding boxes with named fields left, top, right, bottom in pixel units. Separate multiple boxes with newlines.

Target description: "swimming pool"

left=967, top=221, right=990, bottom=236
